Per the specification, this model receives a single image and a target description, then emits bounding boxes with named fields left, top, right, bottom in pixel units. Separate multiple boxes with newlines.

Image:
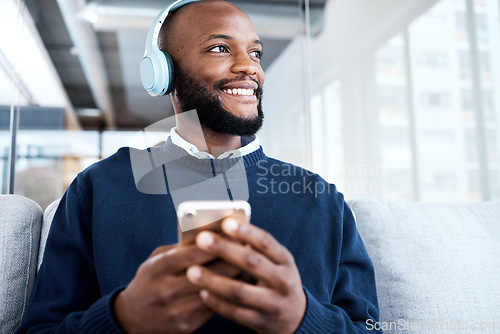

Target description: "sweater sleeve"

left=16, top=176, right=124, bottom=334
left=295, top=202, right=382, bottom=334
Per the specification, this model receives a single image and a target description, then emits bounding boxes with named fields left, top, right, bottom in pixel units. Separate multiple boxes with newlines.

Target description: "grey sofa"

left=1, top=195, right=499, bottom=333
left=350, top=198, right=500, bottom=334
left=0, top=195, right=59, bottom=334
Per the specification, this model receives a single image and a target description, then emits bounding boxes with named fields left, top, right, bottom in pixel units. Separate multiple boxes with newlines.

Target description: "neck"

left=176, top=121, right=241, bottom=158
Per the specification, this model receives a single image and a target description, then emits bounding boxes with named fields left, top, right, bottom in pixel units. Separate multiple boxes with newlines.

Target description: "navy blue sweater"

left=18, top=139, right=380, bottom=333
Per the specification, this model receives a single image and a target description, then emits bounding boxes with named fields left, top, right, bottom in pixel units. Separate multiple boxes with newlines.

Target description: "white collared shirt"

left=170, top=127, right=260, bottom=159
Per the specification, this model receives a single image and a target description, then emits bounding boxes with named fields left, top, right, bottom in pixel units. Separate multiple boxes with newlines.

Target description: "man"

left=18, top=1, right=381, bottom=333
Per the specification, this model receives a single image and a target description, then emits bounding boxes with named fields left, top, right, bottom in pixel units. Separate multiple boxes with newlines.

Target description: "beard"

left=174, top=68, right=264, bottom=136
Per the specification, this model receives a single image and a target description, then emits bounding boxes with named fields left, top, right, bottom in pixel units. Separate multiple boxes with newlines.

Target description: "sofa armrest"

left=0, top=195, right=43, bottom=333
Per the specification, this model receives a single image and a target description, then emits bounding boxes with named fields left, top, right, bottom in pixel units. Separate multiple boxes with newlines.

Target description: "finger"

left=205, top=259, right=243, bottom=278
left=195, top=231, right=281, bottom=286
left=165, top=292, right=208, bottom=313
left=148, top=244, right=176, bottom=258
left=186, top=266, right=281, bottom=314
left=198, top=289, right=267, bottom=332
left=157, top=274, right=203, bottom=302
left=146, top=244, right=216, bottom=276
left=181, top=308, right=215, bottom=333
left=162, top=293, right=214, bottom=332
left=221, top=218, right=293, bottom=265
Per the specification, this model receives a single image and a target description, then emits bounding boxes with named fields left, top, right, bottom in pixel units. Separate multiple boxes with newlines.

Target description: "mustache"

left=215, top=77, right=262, bottom=92
left=215, top=77, right=263, bottom=102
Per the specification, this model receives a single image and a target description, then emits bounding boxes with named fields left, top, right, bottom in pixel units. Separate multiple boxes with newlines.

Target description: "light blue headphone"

left=140, top=0, right=199, bottom=96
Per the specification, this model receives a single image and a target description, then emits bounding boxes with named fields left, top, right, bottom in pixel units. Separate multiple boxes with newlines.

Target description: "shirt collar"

left=170, top=127, right=260, bottom=159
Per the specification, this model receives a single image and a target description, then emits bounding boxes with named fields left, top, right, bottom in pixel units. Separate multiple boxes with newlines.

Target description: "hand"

left=186, top=219, right=307, bottom=334
left=114, top=244, right=242, bottom=334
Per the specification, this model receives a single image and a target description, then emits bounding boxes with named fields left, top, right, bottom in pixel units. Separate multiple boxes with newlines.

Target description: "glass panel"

left=490, top=170, right=500, bottom=199
left=102, top=131, right=170, bottom=158
left=306, top=0, right=500, bottom=201
left=259, top=3, right=308, bottom=168
left=409, top=0, right=479, bottom=201
left=14, top=128, right=99, bottom=208
left=375, top=34, right=414, bottom=199
left=0, top=128, right=10, bottom=194
left=310, top=81, right=343, bottom=186
left=3, top=1, right=310, bottom=205
left=481, top=0, right=500, bottom=199
left=3, top=0, right=499, bottom=203
left=322, top=81, right=344, bottom=186
left=1, top=0, right=77, bottom=201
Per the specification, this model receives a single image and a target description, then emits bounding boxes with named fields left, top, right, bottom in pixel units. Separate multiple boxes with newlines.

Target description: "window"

left=370, top=0, right=500, bottom=201
left=461, top=89, right=474, bottom=119
left=311, top=80, right=344, bottom=187
left=307, top=0, right=499, bottom=201
left=479, top=51, right=492, bottom=82
left=416, top=52, right=448, bottom=68
left=378, top=86, right=408, bottom=119
left=483, top=90, right=496, bottom=121
left=459, top=51, right=472, bottom=81
left=375, top=34, right=413, bottom=199
left=419, top=92, right=451, bottom=108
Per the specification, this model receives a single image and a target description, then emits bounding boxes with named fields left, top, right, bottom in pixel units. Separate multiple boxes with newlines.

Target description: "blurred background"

left=1, top=0, right=499, bottom=208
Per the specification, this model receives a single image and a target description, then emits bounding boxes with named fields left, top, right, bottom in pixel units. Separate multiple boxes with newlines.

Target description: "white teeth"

left=223, top=88, right=255, bottom=96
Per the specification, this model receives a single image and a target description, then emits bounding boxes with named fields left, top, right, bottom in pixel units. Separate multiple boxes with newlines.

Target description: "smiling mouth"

left=221, top=88, right=256, bottom=96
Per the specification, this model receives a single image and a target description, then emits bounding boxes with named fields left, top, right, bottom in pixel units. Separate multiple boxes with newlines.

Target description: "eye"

left=209, top=45, right=229, bottom=53
left=249, top=50, right=263, bottom=59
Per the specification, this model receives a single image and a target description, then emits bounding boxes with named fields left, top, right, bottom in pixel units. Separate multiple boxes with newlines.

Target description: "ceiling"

left=24, top=0, right=327, bottom=130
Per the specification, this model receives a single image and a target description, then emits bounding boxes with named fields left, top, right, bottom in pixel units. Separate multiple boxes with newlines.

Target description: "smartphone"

left=177, top=200, right=251, bottom=245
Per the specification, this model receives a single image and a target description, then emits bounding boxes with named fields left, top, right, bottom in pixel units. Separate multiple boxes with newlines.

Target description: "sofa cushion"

left=0, top=195, right=43, bottom=334
left=38, top=199, right=60, bottom=271
left=349, top=198, right=500, bottom=333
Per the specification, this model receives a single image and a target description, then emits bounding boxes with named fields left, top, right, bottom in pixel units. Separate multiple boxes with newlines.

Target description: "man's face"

left=175, top=67, right=263, bottom=136
left=166, top=2, right=266, bottom=135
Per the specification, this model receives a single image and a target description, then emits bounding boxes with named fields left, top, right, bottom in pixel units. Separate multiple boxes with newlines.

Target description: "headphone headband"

left=141, top=0, right=199, bottom=96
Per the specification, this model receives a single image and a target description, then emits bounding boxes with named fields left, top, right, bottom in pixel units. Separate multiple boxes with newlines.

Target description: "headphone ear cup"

left=140, top=50, right=175, bottom=96
left=142, top=0, right=198, bottom=96
left=162, top=51, right=175, bottom=95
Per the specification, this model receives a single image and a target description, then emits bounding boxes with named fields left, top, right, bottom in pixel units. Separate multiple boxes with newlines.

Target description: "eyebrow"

left=201, top=34, right=263, bottom=47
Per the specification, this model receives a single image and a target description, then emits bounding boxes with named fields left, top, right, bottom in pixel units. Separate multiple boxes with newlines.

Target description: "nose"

left=231, top=50, right=259, bottom=77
